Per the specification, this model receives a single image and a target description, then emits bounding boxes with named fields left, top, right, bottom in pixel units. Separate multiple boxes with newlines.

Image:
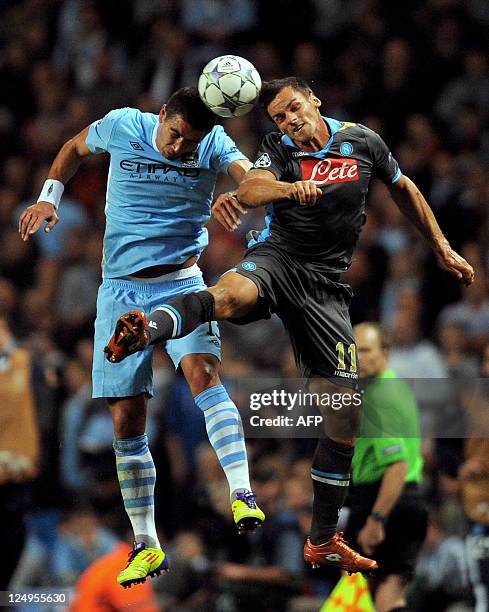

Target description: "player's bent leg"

left=108, top=395, right=169, bottom=587
left=104, top=273, right=259, bottom=363
left=180, top=353, right=265, bottom=534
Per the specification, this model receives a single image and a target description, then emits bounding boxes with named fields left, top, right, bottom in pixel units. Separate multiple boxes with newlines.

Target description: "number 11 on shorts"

left=335, top=341, right=357, bottom=373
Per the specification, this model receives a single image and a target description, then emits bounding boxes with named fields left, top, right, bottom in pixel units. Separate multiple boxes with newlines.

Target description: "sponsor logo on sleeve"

left=301, top=157, right=359, bottom=185
left=130, top=141, right=144, bottom=151
left=254, top=153, right=271, bottom=168
left=383, top=445, right=402, bottom=456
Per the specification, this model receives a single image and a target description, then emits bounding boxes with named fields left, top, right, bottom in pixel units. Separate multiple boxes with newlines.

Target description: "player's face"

left=355, top=327, right=388, bottom=378
left=157, top=107, right=204, bottom=159
left=267, top=86, right=323, bottom=146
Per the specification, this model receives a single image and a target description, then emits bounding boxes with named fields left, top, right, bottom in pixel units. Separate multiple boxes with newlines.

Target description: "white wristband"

left=37, top=179, right=64, bottom=210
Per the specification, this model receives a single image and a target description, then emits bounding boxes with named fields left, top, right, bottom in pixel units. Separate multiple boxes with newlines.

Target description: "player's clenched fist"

left=19, top=202, right=59, bottom=241
left=435, top=241, right=474, bottom=287
left=290, top=180, right=322, bottom=206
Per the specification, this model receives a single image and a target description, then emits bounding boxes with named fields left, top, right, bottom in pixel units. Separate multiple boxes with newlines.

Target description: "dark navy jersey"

left=248, top=117, right=401, bottom=273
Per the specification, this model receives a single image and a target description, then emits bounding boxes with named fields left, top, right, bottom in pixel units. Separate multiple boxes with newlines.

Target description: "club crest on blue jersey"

left=241, top=261, right=257, bottom=271
left=340, top=142, right=353, bottom=156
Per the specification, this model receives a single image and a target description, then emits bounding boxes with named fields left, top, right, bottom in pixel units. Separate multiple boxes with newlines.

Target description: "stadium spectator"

left=69, top=542, right=159, bottom=612
left=413, top=512, right=471, bottom=611
left=437, top=273, right=489, bottom=354
left=459, top=344, right=489, bottom=610
left=0, top=316, right=40, bottom=589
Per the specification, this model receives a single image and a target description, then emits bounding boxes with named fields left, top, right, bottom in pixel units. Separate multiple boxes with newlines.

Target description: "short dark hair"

left=259, top=77, right=313, bottom=114
left=166, top=86, right=217, bottom=133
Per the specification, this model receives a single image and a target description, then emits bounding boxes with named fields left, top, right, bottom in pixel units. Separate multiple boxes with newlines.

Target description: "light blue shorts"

left=92, top=271, right=220, bottom=398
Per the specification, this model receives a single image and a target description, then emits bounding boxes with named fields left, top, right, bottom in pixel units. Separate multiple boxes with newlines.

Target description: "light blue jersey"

left=85, top=107, right=246, bottom=277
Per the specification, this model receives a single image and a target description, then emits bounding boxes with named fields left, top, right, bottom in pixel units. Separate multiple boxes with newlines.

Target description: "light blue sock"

left=195, top=385, right=251, bottom=498
left=113, top=433, right=160, bottom=549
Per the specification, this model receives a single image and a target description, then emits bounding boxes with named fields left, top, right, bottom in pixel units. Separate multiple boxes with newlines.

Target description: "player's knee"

left=212, top=286, right=245, bottom=319
left=323, top=404, right=361, bottom=440
left=107, top=396, right=147, bottom=439
left=329, top=434, right=356, bottom=446
left=183, top=355, right=220, bottom=396
left=308, top=381, right=361, bottom=439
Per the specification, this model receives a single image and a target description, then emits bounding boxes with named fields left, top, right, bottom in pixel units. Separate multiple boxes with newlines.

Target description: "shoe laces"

left=335, top=531, right=350, bottom=549
left=127, top=542, right=146, bottom=563
left=235, top=490, right=257, bottom=509
left=333, top=532, right=358, bottom=555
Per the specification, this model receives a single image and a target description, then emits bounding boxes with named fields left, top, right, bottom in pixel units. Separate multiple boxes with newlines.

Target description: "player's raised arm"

left=211, top=159, right=252, bottom=231
left=364, top=124, right=474, bottom=286
left=19, top=125, right=93, bottom=241
left=387, top=175, right=474, bottom=286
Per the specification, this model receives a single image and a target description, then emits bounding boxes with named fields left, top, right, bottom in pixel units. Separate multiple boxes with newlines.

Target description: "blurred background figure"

left=69, top=539, right=159, bottom=612
left=0, top=316, right=39, bottom=589
left=346, top=322, right=427, bottom=612
left=459, top=344, right=489, bottom=612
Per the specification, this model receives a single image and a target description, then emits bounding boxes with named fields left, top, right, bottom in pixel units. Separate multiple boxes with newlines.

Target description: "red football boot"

left=104, top=310, right=149, bottom=363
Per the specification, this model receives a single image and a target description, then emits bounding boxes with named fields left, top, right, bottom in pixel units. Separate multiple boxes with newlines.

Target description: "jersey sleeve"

left=250, top=133, right=288, bottom=179
left=85, top=108, right=129, bottom=154
left=209, top=127, right=248, bottom=174
left=364, top=127, right=402, bottom=185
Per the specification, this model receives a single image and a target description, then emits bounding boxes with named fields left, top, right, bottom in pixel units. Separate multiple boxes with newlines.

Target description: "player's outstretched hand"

left=19, top=202, right=59, bottom=242
left=291, top=180, right=322, bottom=206
left=212, top=191, right=248, bottom=232
left=435, top=243, right=474, bottom=287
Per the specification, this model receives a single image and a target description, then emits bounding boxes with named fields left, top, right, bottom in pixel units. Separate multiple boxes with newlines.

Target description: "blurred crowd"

left=1, top=0, right=489, bottom=610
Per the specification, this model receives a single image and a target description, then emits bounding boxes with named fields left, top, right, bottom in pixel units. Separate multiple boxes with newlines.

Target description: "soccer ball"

left=198, top=55, right=262, bottom=118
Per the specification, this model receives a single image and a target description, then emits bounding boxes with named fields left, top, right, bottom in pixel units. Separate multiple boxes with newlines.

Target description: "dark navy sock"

left=146, top=290, right=215, bottom=344
left=310, top=436, right=354, bottom=544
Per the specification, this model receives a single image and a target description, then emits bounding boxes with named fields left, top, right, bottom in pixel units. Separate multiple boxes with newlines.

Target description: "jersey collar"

left=151, top=121, right=159, bottom=154
left=281, top=116, right=343, bottom=158
left=377, top=368, right=397, bottom=379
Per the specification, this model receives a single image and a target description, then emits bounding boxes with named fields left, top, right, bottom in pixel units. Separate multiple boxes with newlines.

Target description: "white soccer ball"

left=198, top=55, right=262, bottom=118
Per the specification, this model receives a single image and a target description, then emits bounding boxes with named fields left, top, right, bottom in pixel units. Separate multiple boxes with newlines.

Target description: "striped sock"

left=113, top=433, right=160, bottom=549
left=194, top=385, right=251, bottom=497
